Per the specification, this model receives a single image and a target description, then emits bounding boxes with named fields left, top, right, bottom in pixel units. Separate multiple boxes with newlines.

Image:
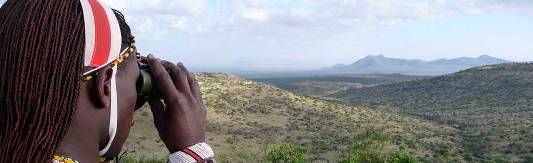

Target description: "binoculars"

left=136, top=62, right=156, bottom=97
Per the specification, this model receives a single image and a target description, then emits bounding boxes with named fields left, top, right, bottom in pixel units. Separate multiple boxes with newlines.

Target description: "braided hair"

left=0, top=0, right=133, bottom=162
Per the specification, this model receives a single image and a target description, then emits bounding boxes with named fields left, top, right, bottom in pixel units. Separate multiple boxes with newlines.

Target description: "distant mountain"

left=326, top=55, right=510, bottom=75
left=331, top=63, right=533, bottom=162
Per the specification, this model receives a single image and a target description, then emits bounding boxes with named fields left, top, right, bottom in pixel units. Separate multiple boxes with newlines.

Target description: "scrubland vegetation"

left=124, top=73, right=464, bottom=162
left=332, top=63, right=533, bottom=162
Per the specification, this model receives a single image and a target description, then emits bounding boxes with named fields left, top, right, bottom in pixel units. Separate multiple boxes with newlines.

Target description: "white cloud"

left=170, top=17, right=189, bottom=31
left=106, top=0, right=206, bottom=14
left=240, top=8, right=270, bottom=22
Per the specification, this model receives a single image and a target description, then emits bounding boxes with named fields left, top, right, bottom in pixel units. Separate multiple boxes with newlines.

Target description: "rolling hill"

left=325, top=55, right=509, bottom=75
left=332, top=63, right=533, bottom=162
left=124, top=73, right=465, bottom=162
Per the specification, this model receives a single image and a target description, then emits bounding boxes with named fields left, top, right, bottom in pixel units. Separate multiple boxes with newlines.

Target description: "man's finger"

left=147, top=98, right=169, bottom=142
left=147, top=54, right=180, bottom=104
left=178, top=63, right=203, bottom=103
left=161, top=60, right=191, bottom=95
left=147, top=99, right=165, bottom=126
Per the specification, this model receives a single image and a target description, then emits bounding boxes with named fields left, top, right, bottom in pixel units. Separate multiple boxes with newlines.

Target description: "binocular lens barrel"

left=137, top=69, right=153, bottom=96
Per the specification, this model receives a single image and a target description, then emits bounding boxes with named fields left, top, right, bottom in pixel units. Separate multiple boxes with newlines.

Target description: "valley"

left=125, top=73, right=464, bottom=162
left=124, top=63, right=533, bottom=162
left=251, top=74, right=429, bottom=98
left=256, top=63, right=533, bottom=162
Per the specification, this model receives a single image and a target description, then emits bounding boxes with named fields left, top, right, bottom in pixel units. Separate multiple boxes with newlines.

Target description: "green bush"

left=387, top=149, right=417, bottom=163
left=341, top=128, right=417, bottom=163
left=522, top=155, right=533, bottom=163
left=493, top=157, right=511, bottom=163
left=342, top=148, right=417, bottom=163
left=266, top=144, right=307, bottom=163
left=341, top=149, right=385, bottom=163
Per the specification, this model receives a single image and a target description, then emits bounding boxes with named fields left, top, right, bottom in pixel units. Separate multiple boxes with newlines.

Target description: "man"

left=0, top=0, right=214, bottom=162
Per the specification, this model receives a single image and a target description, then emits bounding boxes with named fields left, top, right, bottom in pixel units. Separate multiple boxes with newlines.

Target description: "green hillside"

left=124, top=73, right=464, bottom=162
left=332, top=63, right=533, bottom=162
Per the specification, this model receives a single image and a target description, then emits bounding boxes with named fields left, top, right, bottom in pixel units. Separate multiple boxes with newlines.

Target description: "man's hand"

left=146, top=54, right=206, bottom=153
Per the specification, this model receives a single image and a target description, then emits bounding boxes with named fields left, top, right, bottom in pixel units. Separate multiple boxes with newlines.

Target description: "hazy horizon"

left=195, top=54, right=525, bottom=73
left=1, top=0, right=532, bottom=72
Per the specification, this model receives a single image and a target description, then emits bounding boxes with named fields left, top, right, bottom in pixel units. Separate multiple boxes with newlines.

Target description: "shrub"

left=341, top=128, right=418, bottom=163
left=341, top=149, right=385, bottom=163
left=266, top=144, right=307, bottom=163
left=522, top=155, right=533, bottom=163
left=387, top=149, right=417, bottom=163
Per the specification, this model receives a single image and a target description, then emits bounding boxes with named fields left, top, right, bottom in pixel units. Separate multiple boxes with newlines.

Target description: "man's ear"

left=90, top=66, right=114, bottom=109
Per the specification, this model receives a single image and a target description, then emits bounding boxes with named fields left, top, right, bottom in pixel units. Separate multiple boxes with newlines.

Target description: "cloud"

left=240, top=8, right=270, bottom=22
left=1, top=0, right=530, bottom=36
left=103, top=0, right=207, bottom=34
left=96, top=0, right=533, bottom=37
left=106, top=0, right=206, bottom=14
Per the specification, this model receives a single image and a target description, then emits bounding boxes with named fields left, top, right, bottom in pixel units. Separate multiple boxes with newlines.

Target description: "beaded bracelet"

left=169, top=143, right=216, bottom=163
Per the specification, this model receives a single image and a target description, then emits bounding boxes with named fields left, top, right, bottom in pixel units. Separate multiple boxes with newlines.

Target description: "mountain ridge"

left=326, top=55, right=510, bottom=75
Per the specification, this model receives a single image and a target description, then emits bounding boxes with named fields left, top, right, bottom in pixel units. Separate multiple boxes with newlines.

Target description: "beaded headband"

left=81, top=41, right=136, bottom=81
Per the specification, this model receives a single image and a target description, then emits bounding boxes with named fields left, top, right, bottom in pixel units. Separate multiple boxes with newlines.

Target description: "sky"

left=1, top=0, right=533, bottom=71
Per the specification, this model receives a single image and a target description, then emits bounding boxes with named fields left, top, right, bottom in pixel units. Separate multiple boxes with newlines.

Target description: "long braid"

left=0, top=0, right=84, bottom=162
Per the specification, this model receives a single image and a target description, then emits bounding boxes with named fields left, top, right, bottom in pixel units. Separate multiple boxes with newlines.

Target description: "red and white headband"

left=79, top=0, right=123, bottom=156
left=80, top=0, right=123, bottom=75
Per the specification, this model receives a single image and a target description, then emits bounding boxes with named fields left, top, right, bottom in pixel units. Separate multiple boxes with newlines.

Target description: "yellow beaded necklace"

left=52, top=155, right=78, bottom=163
left=52, top=155, right=107, bottom=163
